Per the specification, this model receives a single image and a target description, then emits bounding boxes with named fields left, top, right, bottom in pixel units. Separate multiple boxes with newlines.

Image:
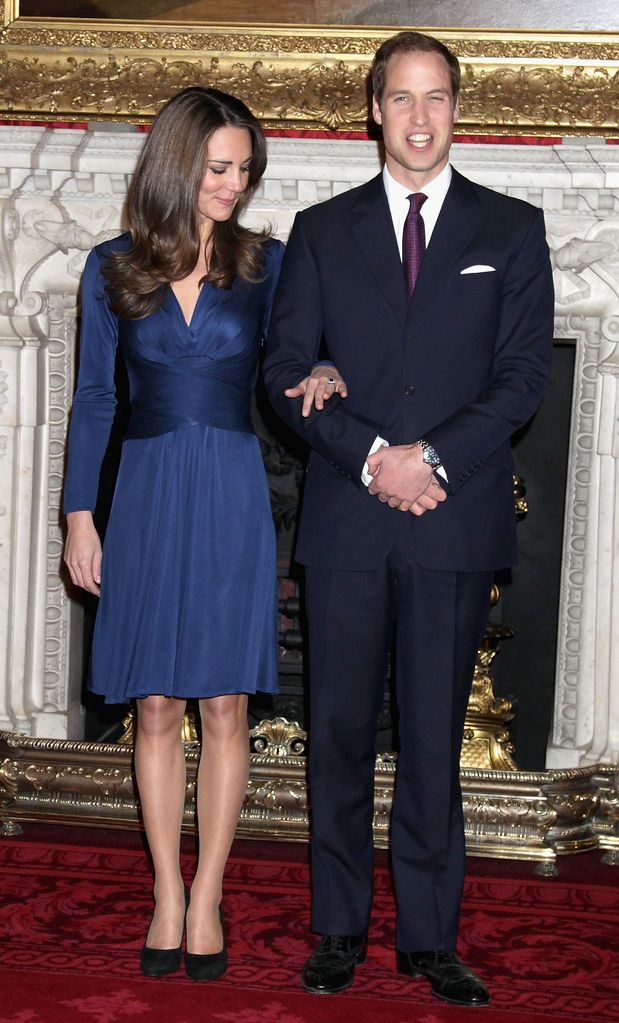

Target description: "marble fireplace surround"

left=0, top=128, right=618, bottom=857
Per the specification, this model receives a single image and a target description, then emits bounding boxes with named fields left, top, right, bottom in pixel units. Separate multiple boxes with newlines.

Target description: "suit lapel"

left=350, top=175, right=409, bottom=326
left=408, top=169, right=479, bottom=319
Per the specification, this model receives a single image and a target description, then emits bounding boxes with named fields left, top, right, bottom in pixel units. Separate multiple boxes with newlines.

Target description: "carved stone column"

left=0, top=127, right=138, bottom=737
left=0, top=331, right=47, bottom=734
left=545, top=142, right=619, bottom=768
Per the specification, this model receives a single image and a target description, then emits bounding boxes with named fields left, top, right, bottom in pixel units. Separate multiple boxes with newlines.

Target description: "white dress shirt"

left=383, top=161, right=452, bottom=256
left=361, top=163, right=452, bottom=485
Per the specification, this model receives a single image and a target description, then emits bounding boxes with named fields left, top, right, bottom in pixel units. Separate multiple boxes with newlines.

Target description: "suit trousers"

left=304, top=518, right=493, bottom=951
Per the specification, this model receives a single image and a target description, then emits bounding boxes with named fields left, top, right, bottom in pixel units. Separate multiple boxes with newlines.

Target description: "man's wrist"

left=417, top=438, right=442, bottom=470
left=362, top=435, right=389, bottom=486
left=417, top=438, right=449, bottom=484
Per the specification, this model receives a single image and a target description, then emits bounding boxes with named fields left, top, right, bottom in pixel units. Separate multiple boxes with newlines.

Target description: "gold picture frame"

left=1, top=0, right=619, bottom=135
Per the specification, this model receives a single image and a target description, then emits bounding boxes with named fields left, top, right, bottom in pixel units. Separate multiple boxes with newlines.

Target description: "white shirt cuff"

left=362, top=435, right=389, bottom=486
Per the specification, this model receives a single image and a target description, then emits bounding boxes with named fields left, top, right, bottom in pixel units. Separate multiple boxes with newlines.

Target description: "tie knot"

left=408, top=192, right=427, bottom=214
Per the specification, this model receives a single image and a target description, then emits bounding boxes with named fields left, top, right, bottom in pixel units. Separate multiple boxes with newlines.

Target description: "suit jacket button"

left=404, top=384, right=415, bottom=396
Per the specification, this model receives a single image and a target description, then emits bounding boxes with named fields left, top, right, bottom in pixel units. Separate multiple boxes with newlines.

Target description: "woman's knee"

left=136, top=696, right=186, bottom=739
left=199, top=694, right=248, bottom=741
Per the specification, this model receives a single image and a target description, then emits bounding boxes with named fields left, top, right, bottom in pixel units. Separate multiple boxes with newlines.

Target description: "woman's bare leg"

left=134, top=695, right=187, bottom=948
left=186, top=693, right=249, bottom=954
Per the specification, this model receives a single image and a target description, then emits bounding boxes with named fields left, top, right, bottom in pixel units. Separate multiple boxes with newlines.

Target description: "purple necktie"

left=402, top=192, right=427, bottom=297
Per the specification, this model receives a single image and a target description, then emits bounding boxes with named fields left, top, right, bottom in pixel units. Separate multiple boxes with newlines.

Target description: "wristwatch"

left=417, top=438, right=442, bottom=470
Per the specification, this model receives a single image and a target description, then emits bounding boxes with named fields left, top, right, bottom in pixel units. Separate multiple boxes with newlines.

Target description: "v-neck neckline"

left=169, top=281, right=206, bottom=330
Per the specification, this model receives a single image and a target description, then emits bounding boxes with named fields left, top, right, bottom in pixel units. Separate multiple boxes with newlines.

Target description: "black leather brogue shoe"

left=301, top=934, right=367, bottom=994
left=396, top=950, right=490, bottom=1007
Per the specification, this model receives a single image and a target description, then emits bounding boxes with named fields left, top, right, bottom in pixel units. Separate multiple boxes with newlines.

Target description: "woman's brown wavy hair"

left=102, top=86, right=270, bottom=319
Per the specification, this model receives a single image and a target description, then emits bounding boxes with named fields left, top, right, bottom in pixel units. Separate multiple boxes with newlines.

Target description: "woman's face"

left=198, top=125, right=253, bottom=232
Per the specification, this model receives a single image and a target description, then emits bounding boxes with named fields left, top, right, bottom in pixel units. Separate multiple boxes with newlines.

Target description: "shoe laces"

left=316, top=935, right=359, bottom=956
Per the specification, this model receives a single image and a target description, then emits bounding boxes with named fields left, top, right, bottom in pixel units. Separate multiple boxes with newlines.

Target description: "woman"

left=63, top=86, right=344, bottom=981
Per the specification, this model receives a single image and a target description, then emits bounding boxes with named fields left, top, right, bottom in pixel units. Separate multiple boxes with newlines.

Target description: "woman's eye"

left=209, top=167, right=226, bottom=175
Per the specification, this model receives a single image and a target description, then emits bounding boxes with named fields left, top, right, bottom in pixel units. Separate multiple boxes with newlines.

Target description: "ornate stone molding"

left=0, top=130, right=137, bottom=738
left=547, top=269, right=619, bottom=764
left=1, top=3, right=618, bottom=135
left=1, top=129, right=619, bottom=766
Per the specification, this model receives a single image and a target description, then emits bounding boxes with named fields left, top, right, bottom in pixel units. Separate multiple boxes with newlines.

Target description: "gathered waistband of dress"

left=125, top=410, right=254, bottom=439
left=124, top=364, right=254, bottom=439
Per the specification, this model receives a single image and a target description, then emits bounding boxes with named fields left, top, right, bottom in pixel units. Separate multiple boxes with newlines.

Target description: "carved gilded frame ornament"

left=1, top=1, right=619, bottom=135
left=1, top=722, right=618, bottom=869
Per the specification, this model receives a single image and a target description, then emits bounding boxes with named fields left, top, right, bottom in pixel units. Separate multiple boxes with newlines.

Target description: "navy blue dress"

left=64, top=234, right=283, bottom=704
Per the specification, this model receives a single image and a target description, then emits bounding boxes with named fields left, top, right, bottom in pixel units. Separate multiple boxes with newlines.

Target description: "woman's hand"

left=284, top=365, right=348, bottom=418
left=64, top=511, right=103, bottom=596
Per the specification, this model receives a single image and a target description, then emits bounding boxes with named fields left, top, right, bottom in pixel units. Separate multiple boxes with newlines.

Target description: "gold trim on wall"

left=1, top=1, right=618, bottom=134
left=1, top=724, right=617, bottom=866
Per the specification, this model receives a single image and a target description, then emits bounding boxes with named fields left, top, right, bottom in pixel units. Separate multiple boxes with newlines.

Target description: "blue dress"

left=64, top=233, right=284, bottom=704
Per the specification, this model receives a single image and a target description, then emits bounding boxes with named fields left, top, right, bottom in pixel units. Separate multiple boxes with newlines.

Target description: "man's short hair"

left=372, top=31, right=461, bottom=105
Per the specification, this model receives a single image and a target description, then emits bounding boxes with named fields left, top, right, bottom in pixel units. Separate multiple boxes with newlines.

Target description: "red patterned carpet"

left=0, top=827, right=617, bottom=1023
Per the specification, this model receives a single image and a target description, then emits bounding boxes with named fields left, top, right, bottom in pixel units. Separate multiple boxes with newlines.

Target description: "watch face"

left=422, top=444, right=441, bottom=467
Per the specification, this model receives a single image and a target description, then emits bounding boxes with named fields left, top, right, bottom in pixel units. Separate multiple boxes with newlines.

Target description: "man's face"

left=372, top=50, right=459, bottom=190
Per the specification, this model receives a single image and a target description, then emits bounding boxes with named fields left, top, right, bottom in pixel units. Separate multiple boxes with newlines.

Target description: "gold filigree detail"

left=244, top=777, right=307, bottom=813
left=249, top=716, right=306, bottom=757
left=547, top=791, right=600, bottom=821
left=461, top=63, right=619, bottom=132
left=469, top=646, right=515, bottom=719
left=461, top=634, right=518, bottom=771
left=463, top=794, right=558, bottom=829
left=1, top=6, right=618, bottom=133
left=0, top=729, right=610, bottom=860
left=0, top=756, right=18, bottom=804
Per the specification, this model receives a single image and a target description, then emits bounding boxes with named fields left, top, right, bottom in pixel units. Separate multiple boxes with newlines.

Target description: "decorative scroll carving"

left=593, top=766, right=619, bottom=861
left=250, top=717, right=307, bottom=758
left=0, top=728, right=609, bottom=864
left=1, top=5, right=618, bottom=134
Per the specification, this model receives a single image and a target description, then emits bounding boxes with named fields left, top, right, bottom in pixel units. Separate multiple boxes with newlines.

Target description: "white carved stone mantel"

left=0, top=127, right=617, bottom=766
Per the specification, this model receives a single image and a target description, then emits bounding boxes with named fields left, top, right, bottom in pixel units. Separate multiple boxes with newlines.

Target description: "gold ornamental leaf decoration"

left=249, top=716, right=307, bottom=757
left=228, top=59, right=370, bottom=127
left=6, top=52, right=617, bottom=132
left=0, top=757, right=18, bottom=801
left=1, top=3, right=619, bottom=133
left=463, top=63, right=619, bottom=130
left=447, top=38, right=619, bottom=61
left=0, top=53, right=370, bottom=125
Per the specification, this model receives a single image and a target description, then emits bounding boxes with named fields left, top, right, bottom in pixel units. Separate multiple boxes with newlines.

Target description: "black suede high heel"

left=185, top=905, right=227, bottom=981
left=140, top=886, right=189, bottom=978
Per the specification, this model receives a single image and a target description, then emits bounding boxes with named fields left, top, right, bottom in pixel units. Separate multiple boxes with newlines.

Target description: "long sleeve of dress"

left=63, top=247, right=119, bottom=513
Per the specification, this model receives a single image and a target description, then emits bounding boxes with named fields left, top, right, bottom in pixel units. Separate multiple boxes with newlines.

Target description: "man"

left=264, top=31, right=554, bottom=1007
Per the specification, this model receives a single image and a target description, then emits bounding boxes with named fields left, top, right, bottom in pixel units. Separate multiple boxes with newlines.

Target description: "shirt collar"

left=383, top=162, right=452, bottom=208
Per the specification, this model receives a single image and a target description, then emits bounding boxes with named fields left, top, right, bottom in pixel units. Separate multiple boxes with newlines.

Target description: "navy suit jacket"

left=264, top=168, right=554, bottom=572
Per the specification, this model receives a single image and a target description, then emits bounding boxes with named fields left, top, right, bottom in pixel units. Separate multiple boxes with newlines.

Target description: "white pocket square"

left=460, top=264, right=496, bottom=274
